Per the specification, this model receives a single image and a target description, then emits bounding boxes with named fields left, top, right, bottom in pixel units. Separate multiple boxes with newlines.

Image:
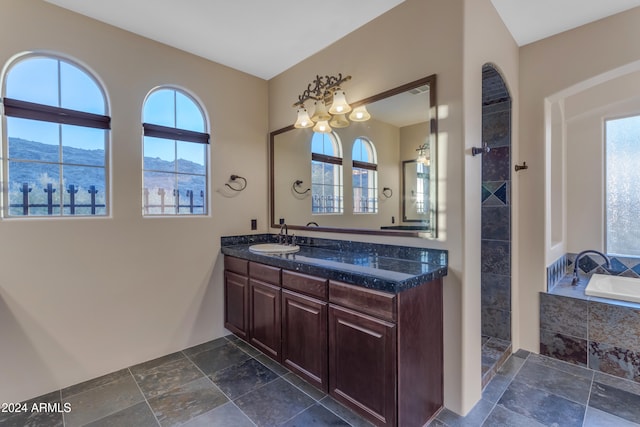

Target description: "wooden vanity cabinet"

left=248, top=262, right=282, bottom=361
left=328, top=279, right=443, bottom=427
left=224, top=257, right=249, bottom=339
left=281, top=270, right=329, bottom=392
left=329, top=303, right=396, bottom=426
left=223, top=256, right=443, bottom=427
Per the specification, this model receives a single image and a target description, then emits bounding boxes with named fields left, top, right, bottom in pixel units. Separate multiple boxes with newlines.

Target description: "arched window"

left=311, top=132, right=343, bottom=214
left=352, top=137, right=378, bottom=213
left=2, top=54, right=110, bottom=217
left=142, top=87, right=209, bottom=215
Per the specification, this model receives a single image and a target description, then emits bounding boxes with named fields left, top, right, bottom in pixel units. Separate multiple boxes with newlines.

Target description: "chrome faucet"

left=572, top=250, right=610, bottom=286
left=278, top=223, right=288, bottom=244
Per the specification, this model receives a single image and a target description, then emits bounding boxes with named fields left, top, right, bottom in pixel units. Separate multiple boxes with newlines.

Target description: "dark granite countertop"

left=221, top=234, right=448, bottom=294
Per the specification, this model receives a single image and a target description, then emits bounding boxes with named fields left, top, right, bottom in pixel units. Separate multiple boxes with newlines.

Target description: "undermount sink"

left=249, top=243, right=300, bottom=254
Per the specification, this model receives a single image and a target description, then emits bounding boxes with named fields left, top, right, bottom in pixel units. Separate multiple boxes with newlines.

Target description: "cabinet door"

left=282, top=290, right=328, bottom=392
left=249, top=279, right=281, bottom=361
left=329, top=305, right=396, bottom=427
left=224, top=271, right=249, bottom=340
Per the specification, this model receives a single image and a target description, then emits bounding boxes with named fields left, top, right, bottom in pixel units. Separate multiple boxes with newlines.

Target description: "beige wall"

left=519, top=6, right=640, bottom=352
left=0, top=0, right=268, bottom=402
left=462, top=0, right=519, bottom=411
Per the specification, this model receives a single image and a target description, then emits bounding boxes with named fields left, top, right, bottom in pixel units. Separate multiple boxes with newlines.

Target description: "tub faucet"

left=278, top=223, right=288, bottom=244
left=572, top=250, right=610, bottom=286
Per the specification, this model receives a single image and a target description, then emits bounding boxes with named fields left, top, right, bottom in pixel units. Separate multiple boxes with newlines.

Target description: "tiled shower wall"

left=481, top=65, right=511, bottom=342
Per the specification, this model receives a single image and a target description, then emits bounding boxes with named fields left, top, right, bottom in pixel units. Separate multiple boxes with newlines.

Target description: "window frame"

left=141, top=86, right=210, bottom=217
left=351, top=137, right=378, bottom=214
left=604, top=113, right=640, bottom=257
left=311, top=132, right=344, bottom=215
left=1, top=53, right=111, bottom=219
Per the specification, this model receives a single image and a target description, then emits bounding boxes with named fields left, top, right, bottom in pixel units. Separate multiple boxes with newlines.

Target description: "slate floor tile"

left=182, top=337, right=230, bottom=359
left=234, top=378, right=315, bottom=427
left=514, top=359, right=592, bottom=404
left=527, top=353, right=593, bottom=380
left=283, top=372, right=327, bottom=401
left=498, top=380, right=585, bottom=427
left=593, top=371, right=640, bottom=395
left=62, top=374, right=144, bottom=427
left=147, top=377, right=228, bottom=426
left=230, top=339, right=263, bottom=357
left=180, top=402, right=254, bottom=427
left=129, top=352, right=185, bottom=376
left=482, top=373, right=512, bottom=403
left=210, top=357, right=279, bottom=399
left=481, top=405, right=545, bottom=427
left=281, top=403, right=350, bottom=426
left=319, top=395, right=374, bottom=427
left=436, top=399, right=494, bottom=427
left=0, top=391, right=64, bottom=427
left=84, top=401, right=158, bottom=427
left=132, top=356, right=204, bottom=399
left=583, top=407, right=640, bottom=427
left=61, top=369, right=131, bottom=399
left=588, top=380, right=640, bottom=424
left=187, top=341, right=251, bottom=376
left=254, top=352, right=290, bottom=376
left=496, top=354, right=525, bottom=378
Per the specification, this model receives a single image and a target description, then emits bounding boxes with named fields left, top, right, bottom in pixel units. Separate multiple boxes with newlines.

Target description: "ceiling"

left=490, top=0, right=640, bottom=46
left=44, top=0, right=640, bottom=80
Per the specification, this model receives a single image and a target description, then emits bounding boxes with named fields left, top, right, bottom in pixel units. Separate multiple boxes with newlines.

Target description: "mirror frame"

left=269, top=74, right=437, bottom=237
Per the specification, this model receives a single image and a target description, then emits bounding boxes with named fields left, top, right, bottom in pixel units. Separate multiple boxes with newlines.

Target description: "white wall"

left=520, top=5, right=640, bottom=352
left=0, top=0, right=268, bottom=402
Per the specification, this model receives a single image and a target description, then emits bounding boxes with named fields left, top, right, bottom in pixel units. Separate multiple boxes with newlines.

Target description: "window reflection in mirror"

left=270, top=75, right=437, bottom=238
left=402, top=160, right=430, bottom=223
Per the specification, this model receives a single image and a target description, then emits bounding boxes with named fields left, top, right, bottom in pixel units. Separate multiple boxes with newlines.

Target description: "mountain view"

left=7, top=137, right=207, bottom=215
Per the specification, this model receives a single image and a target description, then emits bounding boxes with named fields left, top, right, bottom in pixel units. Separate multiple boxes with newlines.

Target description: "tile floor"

left=480, top=336, right=511, bottom=387
left=0, top=335, right=373, bottom=427
left=3, top=336, right=640, bottom=426
left=434, top=349, right=640, bottom=427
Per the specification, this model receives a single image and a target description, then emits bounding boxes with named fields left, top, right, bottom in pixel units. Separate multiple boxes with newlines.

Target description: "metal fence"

left=10, top=183, right=105, bottom=215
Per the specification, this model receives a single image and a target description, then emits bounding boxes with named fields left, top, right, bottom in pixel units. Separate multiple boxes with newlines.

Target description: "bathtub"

left=585, top=273, right=640, bottom=304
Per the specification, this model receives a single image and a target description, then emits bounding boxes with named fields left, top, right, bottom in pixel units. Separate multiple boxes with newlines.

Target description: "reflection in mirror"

left=270, top=75, right=437, bottom=238
left=402, top=160, right=432, bottom=223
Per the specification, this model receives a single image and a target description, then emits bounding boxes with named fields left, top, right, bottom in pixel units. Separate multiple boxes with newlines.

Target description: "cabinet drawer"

left=282, top=270, right=328, bottom=300
left=329, top=280, right=396, bottom=322
left=250, top=262, right=281, bottom=285
left=225, top=256, right=248, bottom=276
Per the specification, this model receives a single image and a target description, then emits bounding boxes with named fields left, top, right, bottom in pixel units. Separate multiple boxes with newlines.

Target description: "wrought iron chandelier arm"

left=293, top=74, right=352, bottom=107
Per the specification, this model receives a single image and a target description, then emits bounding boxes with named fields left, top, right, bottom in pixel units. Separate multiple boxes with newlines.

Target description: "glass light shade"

left=329, top=89, right=352, bottom=114
left=311, top=100, right=331, bottom=122
left=329, top=114, right=349, bottom=128
left=417, top=153, right=430, bottom=166
left=313, top=120, right=332, bottom=133
left=294, top=107, right=314, bottom=128
left=417, top=144, right=430, bottom=165
left=349, top=105, right=371, bottom=122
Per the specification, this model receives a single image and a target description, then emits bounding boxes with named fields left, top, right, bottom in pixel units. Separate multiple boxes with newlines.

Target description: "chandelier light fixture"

left=416, top=143, right=430, bottom=165
left=293, top=73, right=370, bottom=133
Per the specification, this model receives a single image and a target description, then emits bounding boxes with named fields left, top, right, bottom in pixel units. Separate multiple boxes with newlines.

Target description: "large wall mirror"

left=270, top=75, right=437, bottom=238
